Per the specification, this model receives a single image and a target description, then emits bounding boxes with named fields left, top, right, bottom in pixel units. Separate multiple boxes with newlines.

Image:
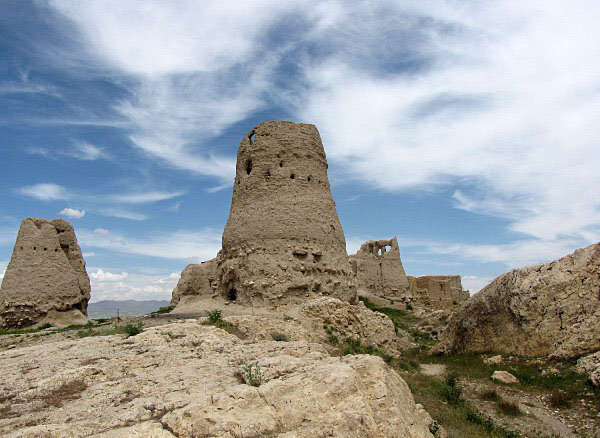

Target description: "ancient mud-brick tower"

left=349, top=237, right=410, bottom=299
left=0, top=218, right=91, bottom=328
left=218, top=121, right=356, bottom=305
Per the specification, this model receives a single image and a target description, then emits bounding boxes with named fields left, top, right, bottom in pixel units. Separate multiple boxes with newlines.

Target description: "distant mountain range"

left=88, top=300, right=170, bottom=319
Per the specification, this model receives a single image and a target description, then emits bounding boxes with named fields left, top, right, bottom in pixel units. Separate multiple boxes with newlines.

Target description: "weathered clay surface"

left=350, top=237, right=410, bottom=299
left=170, top=259, right=218, bottom=307
left=409, top=276, right=469, bottom=309
left=0, top=321, right=436, bottom=438
left=217, top=121, right=356, bottom=305
left=435, top=243, right=600, bottom=359
left=0, top=218, right=90, bottom=328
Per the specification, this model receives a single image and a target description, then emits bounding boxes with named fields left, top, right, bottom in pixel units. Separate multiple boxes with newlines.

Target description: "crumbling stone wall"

left=409, top=275, right=469, bottom=309
left=218, top=121, right=356, bottom=305
left=0, top=218, right=91, bottom=328
left=349, top=237, right=410, bottom=299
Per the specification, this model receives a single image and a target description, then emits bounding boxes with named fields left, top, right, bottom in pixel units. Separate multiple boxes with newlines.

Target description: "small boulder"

left=492, top=370, right=519, bottom=384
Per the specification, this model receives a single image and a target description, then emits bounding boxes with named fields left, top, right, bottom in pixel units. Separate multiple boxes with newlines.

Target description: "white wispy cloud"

left=108, top=191, right=185, bottom=204
left=68, top=141, right=109, bottom=160
left=18, top=183, right=70, bottom=201
left=295, top=1, right=600, bottom=255
left=79, top=227, right=221, bottom=261
left=89, top=269, right=128, bottom=281
left=59, top=207, right=85, bottom=219
left=88, top=269, right=180, bottom=301
left=97, top=208, right=148, bottom=221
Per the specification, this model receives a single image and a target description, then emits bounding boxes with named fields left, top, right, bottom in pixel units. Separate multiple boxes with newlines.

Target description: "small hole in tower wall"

left=279, top=161, right=283, bottom=167
left=227, top=288, right=237, bottom=301
left=307, top=175, right=312, bottom=182
left=246, top=159, right=253, bottom=175
left=290, top=173, right=295, bottom=179
left=248, top=131, right=255, bottom=144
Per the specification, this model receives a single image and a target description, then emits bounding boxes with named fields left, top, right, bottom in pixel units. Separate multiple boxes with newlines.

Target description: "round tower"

left=219, top=121, right=356, bottom=305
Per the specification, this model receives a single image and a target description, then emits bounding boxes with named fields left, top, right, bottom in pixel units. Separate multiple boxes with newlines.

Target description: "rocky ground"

left=1, top=297, right=599, bottom=438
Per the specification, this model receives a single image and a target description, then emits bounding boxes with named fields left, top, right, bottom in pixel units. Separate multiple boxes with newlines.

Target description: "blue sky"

left=1, top=1, right=599, bottom=301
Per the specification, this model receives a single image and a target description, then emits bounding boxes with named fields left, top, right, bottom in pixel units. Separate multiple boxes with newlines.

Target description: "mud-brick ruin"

left=349, top=237, right=409, bottom=299
left=0, top=218, right=90, bottom=328
left=172, top=121, right=357, bottom=308
left=409, top=275, right=469, bottom=309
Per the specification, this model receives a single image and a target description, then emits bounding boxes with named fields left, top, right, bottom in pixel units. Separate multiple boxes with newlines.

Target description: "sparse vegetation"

left=440, top=372, right=462, bottom=405
left=283, top=314, right=293, bottom=321
left=496, top=399, right=521, bottom=416
left=241, top=362, right=263, bottom=387
left=548, top=390, right=572, bottom=408
left=271, top=332, right=289, bottom=342
left=39, top=380, right=87, bottom=407
left=123, top=323, right=144, bottom=337
left=150, top=305, right=174, bottom=315
left=480, top=389, right=500, bottom=401
left=206, top=309, right=223, bottom=324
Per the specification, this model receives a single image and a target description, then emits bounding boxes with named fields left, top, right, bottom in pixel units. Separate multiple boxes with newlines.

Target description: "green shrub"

left=440, top=373, right=462, bottom=405
left=123, top=323, right=143, bottom=337
left=242, top=362, right=263, bottom=387
left=271, top=332, right=289, bottom=342
left=206, top=309, right=223, bottom=324
left=283, top=314, right=293, bottom=321
left=38, top=322, right=53, bottom=330
left=406, top=303, right=413, bottom=311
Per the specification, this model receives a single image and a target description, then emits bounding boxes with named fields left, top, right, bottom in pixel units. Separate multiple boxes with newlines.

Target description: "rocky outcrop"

left=0, top=321, right=437, bottom=437
left=0, top=218, right=90, bottom=328
left=300, top=296, right=413, bottom=353
left=576, top=351, right=600, bottom=387
left=170, top=260, right=217, bottom=307
left=435, top=243, right=600, bottom=359
left=172, top=121, right=357, bottom=308
left=409, top=276, right=469, bottom=309
left=350, top=237, right=410, bottom=300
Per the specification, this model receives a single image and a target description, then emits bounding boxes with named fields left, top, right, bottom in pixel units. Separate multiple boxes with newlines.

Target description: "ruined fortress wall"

left=409, top=275, right=468, bottom=309
left=0, top=218, right=91, bottom=328
left=349, top=237, right=410, bottom=298
left=218, top=121, right=356, bottom=305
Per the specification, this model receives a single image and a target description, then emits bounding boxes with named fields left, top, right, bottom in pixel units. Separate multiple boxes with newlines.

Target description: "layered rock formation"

left=435, top=243, right=600, bottom=359
left=409, top=276, right=469, bottom=309
left=0, top=321, right=438, bottom=437
left=0, top=218, right=91, bottom=328
left=173, top=121, right=357, bottom=307
left=350, top=237, right=410, bottom=299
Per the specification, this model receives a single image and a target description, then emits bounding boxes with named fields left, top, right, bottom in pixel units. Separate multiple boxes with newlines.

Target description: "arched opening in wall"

left=248, top=131, right=255, bottom=144
left=307, top=175, right=312, bottom=182
left=279, top=161, right=283, bottom=167
left=245, top=158, right=253, bottom=175
left=227, top=288, right=237, bottom=301
left=61, top=244, right=70, bottom=258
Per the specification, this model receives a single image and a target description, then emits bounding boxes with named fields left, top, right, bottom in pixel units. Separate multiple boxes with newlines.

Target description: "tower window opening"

left=307, top=175, right=312, bottom=182
left=227, top=288, right=237, bottom=301
left=249, top=131, right=255, bottom=144
left=279, top=161, right=283, bottom=167
left=290, top=173, right=295, bottom=179
left=246, top=158, right=253, bottom=175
